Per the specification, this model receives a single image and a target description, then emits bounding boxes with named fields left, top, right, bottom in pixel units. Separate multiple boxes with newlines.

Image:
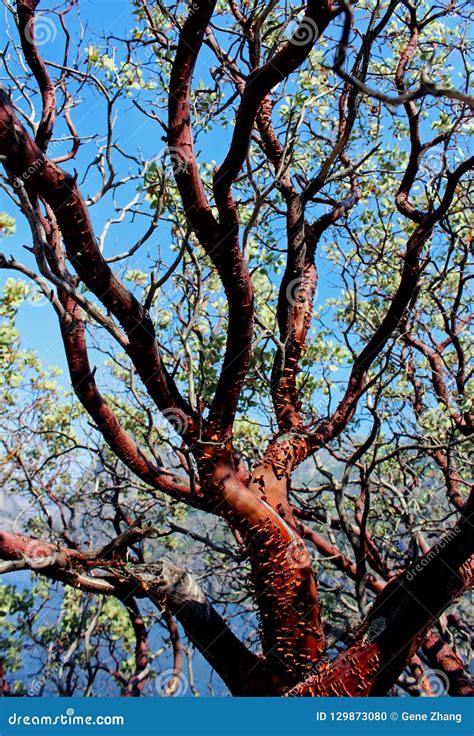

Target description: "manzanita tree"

left=0, top=0, right=472, bottom=697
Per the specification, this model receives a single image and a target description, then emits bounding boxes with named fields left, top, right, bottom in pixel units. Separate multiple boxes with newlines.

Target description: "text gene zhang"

left=401, top=712, right=462, bottom=724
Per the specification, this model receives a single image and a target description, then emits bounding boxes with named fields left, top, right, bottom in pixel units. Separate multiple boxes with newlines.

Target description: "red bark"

left=0, top=89, right=196, bottom=439
left=0, top=0, right=472, bottom=700
left=289, top=490, right=474, bottom=695
left=17, top=0, right=56, bottom=151
left=422, top=629, right=474, bottom=697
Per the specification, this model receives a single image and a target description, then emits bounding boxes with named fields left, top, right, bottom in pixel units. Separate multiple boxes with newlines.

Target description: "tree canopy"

left=0, top=0, right=472, bottom=697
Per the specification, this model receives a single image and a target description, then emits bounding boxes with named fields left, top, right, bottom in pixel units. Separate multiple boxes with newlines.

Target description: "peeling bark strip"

left=203, top=459, right=326, bottom=690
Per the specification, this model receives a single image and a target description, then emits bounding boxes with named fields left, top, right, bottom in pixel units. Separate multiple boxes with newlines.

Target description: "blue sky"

left=0, top=0, right=463, bottom=400
left=0, top=1, right=135, bottom=372
left=0, top=0, right=248, bottom=383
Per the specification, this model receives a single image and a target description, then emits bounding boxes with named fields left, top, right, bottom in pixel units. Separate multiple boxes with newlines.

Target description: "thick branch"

left=17, top=0, right=56, bottom=150
left=289, top=489, right=474, bottom=695
left=423, top=629, right=474, bottom=697
left=128, top=560, right=268, bottom=695
left=308, top=155, right=474, bottom=452
left=0, top=531, right=264, bottom=695
left=169, top=0, right=253, bottom=442
left=0, top=87, right=196, bottom=439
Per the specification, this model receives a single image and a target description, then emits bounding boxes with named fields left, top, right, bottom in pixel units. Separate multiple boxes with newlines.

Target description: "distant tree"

left=0, top=0, right=472, bottom=696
